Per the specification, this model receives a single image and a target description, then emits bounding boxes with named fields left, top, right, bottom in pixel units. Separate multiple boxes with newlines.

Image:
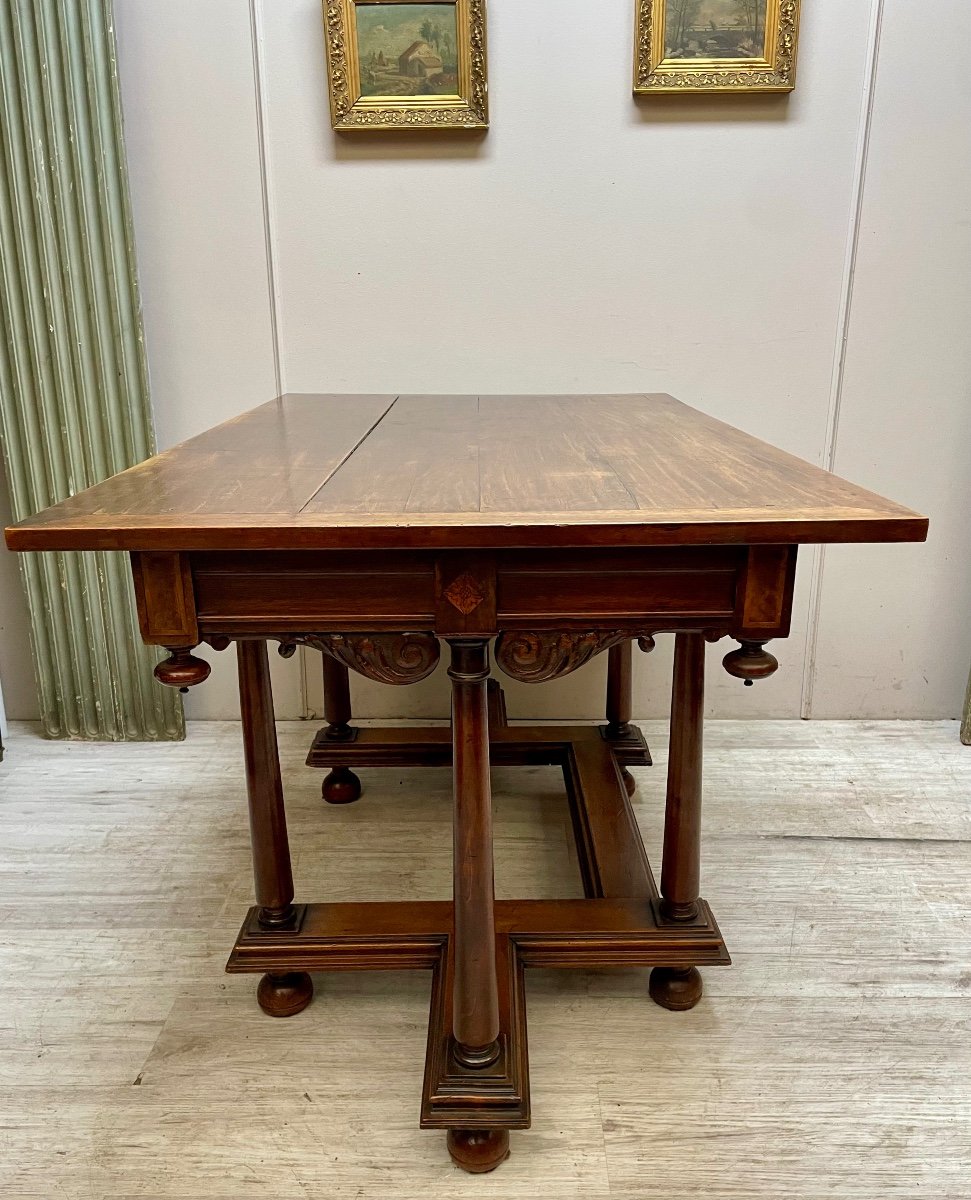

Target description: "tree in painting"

left=666, top=0, right=766, bottom=59
left=666, top=0, right=703, bottom=54
left=732, top=0, right=764, bottom=40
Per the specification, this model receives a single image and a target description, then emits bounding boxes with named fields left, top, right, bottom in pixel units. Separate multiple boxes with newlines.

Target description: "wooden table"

left=6, top=394, right=927, bottom=1173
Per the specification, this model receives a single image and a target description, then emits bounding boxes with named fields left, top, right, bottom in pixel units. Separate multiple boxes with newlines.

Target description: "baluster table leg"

left=606, top=641, right=636, bottom=796
left=237, top=640, right=313, bottom=1017
left=320, top=654, right=362, bottom=805
left=446, top=638, right=508, bottom=1171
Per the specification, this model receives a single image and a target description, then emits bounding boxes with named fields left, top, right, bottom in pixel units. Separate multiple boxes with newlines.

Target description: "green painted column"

left=0, top=0, right=182, bottom=739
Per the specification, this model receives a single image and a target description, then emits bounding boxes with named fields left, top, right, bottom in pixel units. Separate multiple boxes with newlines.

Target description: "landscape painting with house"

left=355, top=3, right=459, bottom=97
left=665, top=0, right=767, bottom=60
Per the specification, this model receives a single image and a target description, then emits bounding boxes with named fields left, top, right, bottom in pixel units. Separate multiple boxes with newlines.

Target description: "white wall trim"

left=800, top=0, right=886, bottom=719
left=249, top=0, right=320, bottom=719
left=248, top=0, right=285, bottom=398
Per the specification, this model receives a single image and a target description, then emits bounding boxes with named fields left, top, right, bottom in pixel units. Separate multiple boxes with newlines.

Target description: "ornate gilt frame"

left=634, top=0, right=800, bottom=95
left=323, top=0, right=488, bottom=131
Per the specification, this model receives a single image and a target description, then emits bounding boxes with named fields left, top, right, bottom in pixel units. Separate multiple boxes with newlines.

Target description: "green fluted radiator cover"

left=0, top=0, right=183, bottom=739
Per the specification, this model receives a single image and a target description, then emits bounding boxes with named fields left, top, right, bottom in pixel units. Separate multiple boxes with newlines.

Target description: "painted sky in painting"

left=356, top=3, right=458, bottom=61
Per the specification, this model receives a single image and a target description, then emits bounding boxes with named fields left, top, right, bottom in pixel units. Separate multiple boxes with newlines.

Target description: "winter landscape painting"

left=665, top=0, right=767, bottom=60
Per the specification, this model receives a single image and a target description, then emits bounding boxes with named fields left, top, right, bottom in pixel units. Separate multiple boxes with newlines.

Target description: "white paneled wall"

left=0, top=0, right=967, bottom=723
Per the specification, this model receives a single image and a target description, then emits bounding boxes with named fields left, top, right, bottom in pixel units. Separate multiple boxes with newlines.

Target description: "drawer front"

left=496, top=548, right=742, bottom=628
left=192, top=551, right=437, bottom=631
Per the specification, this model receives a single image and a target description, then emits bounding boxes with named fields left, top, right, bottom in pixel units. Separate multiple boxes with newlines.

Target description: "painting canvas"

left=634, top=0, right=799, bottom=94
left=665, top=0, right=767, bottom=60
left=355, top=3, right=460, bottom=97
left=323, top=0, right=487, bottom=131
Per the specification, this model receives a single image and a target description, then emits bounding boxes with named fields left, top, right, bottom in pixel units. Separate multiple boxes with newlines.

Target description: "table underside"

left=227, top=695, right=728, bottom=1134
left=136, top=541, right=788, bottom=1171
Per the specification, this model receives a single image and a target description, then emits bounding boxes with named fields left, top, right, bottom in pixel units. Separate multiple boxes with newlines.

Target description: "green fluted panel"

left=0, top=0, right=183, bottom=740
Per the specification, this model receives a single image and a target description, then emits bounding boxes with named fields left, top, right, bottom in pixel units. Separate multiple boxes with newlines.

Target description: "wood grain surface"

left=4, top=394, right=928, bottom=551
left=1, top=717, right=967, bottom=1198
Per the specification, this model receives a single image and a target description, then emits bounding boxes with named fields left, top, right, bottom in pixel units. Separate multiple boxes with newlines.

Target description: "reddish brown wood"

left=5, top=395, right=929, bottom=553
left=448, top=639, right=501, bottom=1070
left=724, top=640, right=780, bottom=684
left=320, top=655, right=361, bottom=805
left=3, top=393, right=929, bottom=1173
left=563, top=740, right=657, bottom=901
left=422, top=933, right=530, bottom=1134
left=153, top=647, right=211, bottom=691
left=606, top=642, right=633, bottom=736
left=256, top=971, right=314, bottom=1017
left=435, top=553, right=498, bottom=637
left=659, top=632, right=705, bottom=924
left=237, top=639, right=313, bottom=1014
left=486, top=679, right=508, bottom=729
left=649, top=965, right=703, bottom=1011
left=446, top=1129, right=510, bottom=1173
left=606, top=642, right=636, bottom=796
left=320, top=766, right=361, bottom=805
left=310, top=633, right=440, bottom=685
left=322, top=654, right=352, bottom=736
left=737, top=545, right=798, bottom=639
left=237, top=641, right=298, bottom=929
left=495, top=630, right=630, bottom=683
left=227, top=897, right=729, bottom=977
left=190, top=546, right=744, bottom=636
left=130, top=551, right=198, bottom=645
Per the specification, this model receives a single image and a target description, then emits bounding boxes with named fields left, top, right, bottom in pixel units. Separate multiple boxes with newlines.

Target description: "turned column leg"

left=447, top=639, right=508, bottom=1172
left=237, top=640, right=313, bottom=1018
left=606, top=641, right=636, bottom=797
left=650, top=631, right=705, bottom=1012
left=320, top=654, right=362, bottom=805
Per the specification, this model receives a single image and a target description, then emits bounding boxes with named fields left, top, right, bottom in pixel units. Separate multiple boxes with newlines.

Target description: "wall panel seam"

left=800, top=0, right=886, bottom=720
left=249, top=0, right=284, bottom=398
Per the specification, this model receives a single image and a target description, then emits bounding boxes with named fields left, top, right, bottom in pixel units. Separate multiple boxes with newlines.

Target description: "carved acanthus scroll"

left=296, top=633, right=441, bottom=686
left=495, top=631, right=631, bottom=685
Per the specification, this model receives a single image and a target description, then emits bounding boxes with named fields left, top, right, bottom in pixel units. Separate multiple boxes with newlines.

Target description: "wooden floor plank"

left=0, top=719, right=968, bottom=1198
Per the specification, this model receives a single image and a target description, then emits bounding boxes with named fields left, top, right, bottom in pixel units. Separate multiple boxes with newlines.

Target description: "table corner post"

left=236, top=638, right=313, bottom=1019
left=651, top=630, right=706, bottom=1012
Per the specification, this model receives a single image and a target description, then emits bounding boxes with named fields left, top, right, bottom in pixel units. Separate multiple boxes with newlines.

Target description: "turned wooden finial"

left=723, top=640, right=778, bottom=686
left=154, top=647, right=211, bottom=693
left=637, top=635, right=656, bottom=654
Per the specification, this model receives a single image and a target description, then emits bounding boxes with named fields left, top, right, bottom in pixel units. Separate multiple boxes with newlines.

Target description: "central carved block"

left=444, top=572, right=486, bottom=615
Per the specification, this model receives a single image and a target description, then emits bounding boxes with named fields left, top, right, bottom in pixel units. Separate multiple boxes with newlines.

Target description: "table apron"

left=130, top=545, right=798, bottom=644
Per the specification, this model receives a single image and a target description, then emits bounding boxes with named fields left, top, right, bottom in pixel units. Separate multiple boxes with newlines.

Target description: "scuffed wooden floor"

left=0, top=719, right=968, bottom=1199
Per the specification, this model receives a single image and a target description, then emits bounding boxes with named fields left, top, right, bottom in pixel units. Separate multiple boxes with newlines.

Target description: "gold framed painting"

left=634, top=0, right=801, bottom=95
left=323, top=0, right=487, bottom=131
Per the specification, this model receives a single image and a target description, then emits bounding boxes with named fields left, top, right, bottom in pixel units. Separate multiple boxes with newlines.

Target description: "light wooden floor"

left=1, top=719, right=969, bottom=1199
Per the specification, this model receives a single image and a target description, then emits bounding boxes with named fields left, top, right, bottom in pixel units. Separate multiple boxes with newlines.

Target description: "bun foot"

left=446, top=1128, right=510, bottom=1174
left=322, top=767, right=362, bottom=805
left=257, top=972, right=314, bottom=1018
left=620, top=767, right=636, bottom=797
left=649, top=966, right=703, bottom=1012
